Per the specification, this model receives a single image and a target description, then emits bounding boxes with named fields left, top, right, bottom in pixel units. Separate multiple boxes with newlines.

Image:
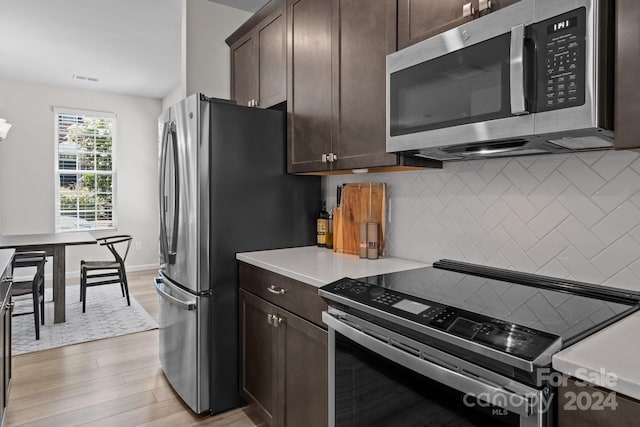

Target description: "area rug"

left=12, top=285, right=158, bottom=355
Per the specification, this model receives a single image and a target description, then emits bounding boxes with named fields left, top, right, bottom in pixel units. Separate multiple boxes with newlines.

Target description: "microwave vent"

left=547, top=136, right=614, bottom=150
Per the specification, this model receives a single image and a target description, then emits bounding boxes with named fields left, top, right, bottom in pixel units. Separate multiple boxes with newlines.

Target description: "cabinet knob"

left=267, top=313, right=274, bottom=325
left=1, top=276, right=12, bottom=284
left=321, top=153, right=328, bottom=163
left=273, top=316, right=283, bottom=328
left=479, top=0, right=491, bottom=12
left=327, top=153, right=338, bottom=162
left=463, top=2, right=474, bottom=18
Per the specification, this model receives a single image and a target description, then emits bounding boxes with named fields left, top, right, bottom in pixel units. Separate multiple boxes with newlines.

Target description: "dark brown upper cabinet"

left=287, top=0, right=441, bottom=174
left=227, top=0, right=286, bottom=109
left=230, top=32, right=257, bottom=108
left=615, top=0, right=640, bottom=150
left=287, top=0, right=333, bottom=173
left=397, top=0, right=522, bottom=49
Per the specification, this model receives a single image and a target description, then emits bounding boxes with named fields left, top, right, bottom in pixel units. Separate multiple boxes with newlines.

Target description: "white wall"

left=161, top=0, right=251, bottom=110
left=0, top=78, right=161, bottom=278
left=325, top=150, right=640, bottom=291
left=185, top=0, right=251, bottom=98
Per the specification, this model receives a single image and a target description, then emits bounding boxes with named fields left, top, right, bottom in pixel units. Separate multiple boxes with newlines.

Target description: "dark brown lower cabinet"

left=281, top=308, right=327, bottom=427
left=239, top=264, right=328, bottom=427
left=0, top=259, right=12, bottom=426
left=558, top=377, right=640, bottom=427
left=241, top=289, right=278, bottom=425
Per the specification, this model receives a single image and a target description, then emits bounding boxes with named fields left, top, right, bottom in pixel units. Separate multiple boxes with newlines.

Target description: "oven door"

left=386, top=0, right=535, bottom=153
left=324, top=311, right=552, bottom=427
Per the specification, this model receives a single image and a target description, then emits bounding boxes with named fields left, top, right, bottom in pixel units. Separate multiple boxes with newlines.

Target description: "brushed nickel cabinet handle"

left=267, top=285, right=287, bottom=295
left=462, top=2, right=474, bottom=18
left=273, top=316, right=283, bottom=328
left=1, top=276, right=12, bottom=283
left=479, top=0, right=491, bottom=12
left=267, top=313, right=274, bottom=324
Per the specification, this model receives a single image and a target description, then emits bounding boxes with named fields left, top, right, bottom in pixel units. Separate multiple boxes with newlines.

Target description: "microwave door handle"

left=510, top=24, right=529, bottom=115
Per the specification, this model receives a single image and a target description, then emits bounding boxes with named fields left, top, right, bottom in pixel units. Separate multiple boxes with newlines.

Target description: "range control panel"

left=535, top=7, right=586, bottom=112
left=322, top=278, right=560, bottom=361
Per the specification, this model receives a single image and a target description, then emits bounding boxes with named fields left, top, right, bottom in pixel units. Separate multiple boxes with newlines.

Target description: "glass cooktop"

left=357, top=266, right=637, bottom=343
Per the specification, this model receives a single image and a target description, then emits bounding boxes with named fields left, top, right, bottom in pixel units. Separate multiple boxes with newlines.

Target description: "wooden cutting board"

left=334, top=183, right=386, bottom=256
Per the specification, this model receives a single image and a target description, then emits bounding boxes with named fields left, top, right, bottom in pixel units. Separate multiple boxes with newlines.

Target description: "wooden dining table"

left=0, top=232, right=97, bottom=323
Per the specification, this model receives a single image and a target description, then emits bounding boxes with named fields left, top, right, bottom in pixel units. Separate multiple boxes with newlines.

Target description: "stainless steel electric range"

left=319, top=260, right=640, bottom=427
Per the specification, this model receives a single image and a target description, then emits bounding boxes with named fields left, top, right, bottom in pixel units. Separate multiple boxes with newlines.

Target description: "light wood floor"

left=5, top=270, right=265, bottom=427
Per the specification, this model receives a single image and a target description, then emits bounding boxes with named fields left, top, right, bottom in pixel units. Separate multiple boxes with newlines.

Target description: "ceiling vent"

left=72, top=74, right=99, bottom=82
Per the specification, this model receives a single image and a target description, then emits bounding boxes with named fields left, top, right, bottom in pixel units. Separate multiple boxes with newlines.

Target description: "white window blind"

left=54, top=108, right=117, bottom=232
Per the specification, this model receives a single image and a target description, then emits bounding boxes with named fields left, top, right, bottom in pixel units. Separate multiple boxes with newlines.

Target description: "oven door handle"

left=324, top=312, right=534, bottom=418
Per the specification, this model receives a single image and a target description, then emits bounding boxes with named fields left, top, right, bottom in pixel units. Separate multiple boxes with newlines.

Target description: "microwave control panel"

left=535, top=7, right=586, bottom=112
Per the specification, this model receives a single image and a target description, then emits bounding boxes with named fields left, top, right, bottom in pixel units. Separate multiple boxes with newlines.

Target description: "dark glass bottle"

left=317, top=201, right=329, bottom=247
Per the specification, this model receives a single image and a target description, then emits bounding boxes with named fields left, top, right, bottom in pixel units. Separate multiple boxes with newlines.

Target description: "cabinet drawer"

left=239, top=262, right=327, bottom=328
left=559, top=377, right=640, bottom=426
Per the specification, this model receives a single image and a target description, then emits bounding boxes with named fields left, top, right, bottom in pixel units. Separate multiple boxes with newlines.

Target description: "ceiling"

left=0, top=0, right=266, bottom=100
left=210, top=0, right=268, bottom=13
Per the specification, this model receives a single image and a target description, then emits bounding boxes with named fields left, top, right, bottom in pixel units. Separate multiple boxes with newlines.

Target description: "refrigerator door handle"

left=159, top=122, right=170, bottom=264
left=168, top=121, right=180, bottom=264
left=159, top=121, right=180, bottom=265
left=154, top=277, right=197, bottom=311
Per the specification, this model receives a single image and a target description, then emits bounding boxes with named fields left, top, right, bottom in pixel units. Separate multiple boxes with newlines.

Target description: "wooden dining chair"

left=80, top=235, right=133, bottom=313
left=11, top=251, right=47, bottom=340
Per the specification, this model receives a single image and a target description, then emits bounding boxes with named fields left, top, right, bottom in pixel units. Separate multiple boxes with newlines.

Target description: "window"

left=54, top=108, right=116, bottom=232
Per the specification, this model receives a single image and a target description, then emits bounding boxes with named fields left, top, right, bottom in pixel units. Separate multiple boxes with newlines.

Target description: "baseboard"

left=35, top=263, right=159, bottom=282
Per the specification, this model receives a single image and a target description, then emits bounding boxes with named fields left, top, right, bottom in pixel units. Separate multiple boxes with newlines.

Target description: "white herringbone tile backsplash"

left=325, top=150, right=640, bottom=291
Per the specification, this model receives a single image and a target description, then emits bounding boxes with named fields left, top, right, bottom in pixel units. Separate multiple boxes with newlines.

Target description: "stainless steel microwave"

left=386, top=0, right=614, bottom=160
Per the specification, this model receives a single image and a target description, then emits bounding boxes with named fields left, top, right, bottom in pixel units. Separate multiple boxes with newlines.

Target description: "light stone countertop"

left=238, top=246, right=640, bottom=401
left=236, top=246, right=428, bottom=288
left=0, top=249, right=13, bottom=276
left=552, top=310, right=640, bottom=401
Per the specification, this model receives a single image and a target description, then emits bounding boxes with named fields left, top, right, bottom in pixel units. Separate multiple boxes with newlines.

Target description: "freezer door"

left=155, top=275, right=210, bottom=413
left=158, top=94, right=203, bottom=292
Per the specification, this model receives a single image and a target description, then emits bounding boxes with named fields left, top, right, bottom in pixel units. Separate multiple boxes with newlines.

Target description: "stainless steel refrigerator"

left=154, top=94, right=320, bottom=414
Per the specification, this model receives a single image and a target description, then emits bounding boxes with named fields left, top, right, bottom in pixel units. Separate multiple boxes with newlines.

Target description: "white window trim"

left=53, top=107, right=118, bottom=233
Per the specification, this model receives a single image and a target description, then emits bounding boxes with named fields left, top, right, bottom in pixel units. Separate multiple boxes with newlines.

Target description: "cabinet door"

left=615, top=0, right=640, bottom=149
left=4, top=299, right=11, bottom=408
left=231, top=32, right=258, bottom=108
left=559, top=378, right=640, bottom=426
left=257, top=5, right=287, bottom=108
left=398, top=0, right=523, bottom=49
left=287, top=0, right=333, bottom=173
left=334, top=0, right=399, bottom=171
left=239, top=290, right=278, bottom=426
left=0, top=303, right=7, bottom=420
left=398, top=0, right=472, bottom=49
left=279, top=308, right=328, bottom=427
